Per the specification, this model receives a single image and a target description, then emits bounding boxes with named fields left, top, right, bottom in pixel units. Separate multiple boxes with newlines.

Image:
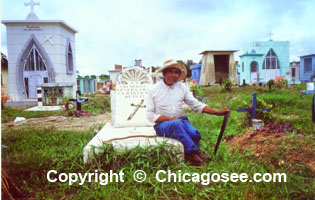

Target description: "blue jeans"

left=154, top=116, right=201, bottom=154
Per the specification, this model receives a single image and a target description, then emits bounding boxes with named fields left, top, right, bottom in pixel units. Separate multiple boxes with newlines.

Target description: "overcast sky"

left=1, top=0, right=315, bottom=76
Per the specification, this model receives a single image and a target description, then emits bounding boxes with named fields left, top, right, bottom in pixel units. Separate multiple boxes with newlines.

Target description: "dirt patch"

left=1, top=112, right=111, bottom=132
left=227, top=122, right=315, bottom=172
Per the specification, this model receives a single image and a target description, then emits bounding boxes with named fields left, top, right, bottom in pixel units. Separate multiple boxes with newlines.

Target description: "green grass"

left=1, top=94, right=111, bottom=123
left=1, top=107, right=66, bottom=123
left=1, top=85, right=315, bottom=199
left=2, top=127, right=314, bottom=199
left=81, top=93, right=111, bottom=114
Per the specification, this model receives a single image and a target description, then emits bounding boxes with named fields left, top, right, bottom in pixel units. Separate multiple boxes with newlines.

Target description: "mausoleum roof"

left=200, top=50, right=238, bottom=54
left=300, top=54, right=315, bottom=58
left=239, top=53, right=264, bottom=57
left=108, top=69, right=122, bottom=72
left=1, top=20, right=78, bottom=33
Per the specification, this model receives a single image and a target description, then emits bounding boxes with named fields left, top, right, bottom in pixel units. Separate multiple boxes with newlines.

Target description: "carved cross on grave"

left=127, top=99, right=146, bottom=120
left=237, top=93, right=271, bottom=126
left=25, top=0, right=40, bottom=13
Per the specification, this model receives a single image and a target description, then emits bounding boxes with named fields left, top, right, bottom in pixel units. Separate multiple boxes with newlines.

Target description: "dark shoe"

left=185, top=152, right=203, bottom=166
left=197, top=152, right=211, bottom=161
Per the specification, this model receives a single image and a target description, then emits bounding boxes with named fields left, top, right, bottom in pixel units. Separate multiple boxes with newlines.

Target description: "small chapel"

left=239, top=39, right=290, bottom=84
left=1, top=0, right=78, bottom=104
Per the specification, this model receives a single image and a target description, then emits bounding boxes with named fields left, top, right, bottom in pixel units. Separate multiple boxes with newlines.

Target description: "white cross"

left=268, top=31, right=274, bottom=40
left=44, top=35, right=54, bottom=45
left=24, top=0, right=40, bottom=13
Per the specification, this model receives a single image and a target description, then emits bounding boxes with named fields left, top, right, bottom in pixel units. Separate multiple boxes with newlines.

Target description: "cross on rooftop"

left=24, top=0, right=40, bottom=13
left=268, top=31, right=274, bottom=40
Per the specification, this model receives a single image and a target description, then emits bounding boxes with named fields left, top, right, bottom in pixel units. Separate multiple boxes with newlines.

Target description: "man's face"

left=163, top=68, right=181, bottom=85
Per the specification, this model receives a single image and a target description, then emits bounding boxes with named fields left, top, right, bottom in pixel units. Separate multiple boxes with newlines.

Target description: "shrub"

left=221, top=78, right=235, bottom=92
left=267, top=79, right=275, bottom=90
left=242, top=97, right=273, bottom=126
left=191, top=85, right=205, bottom=100
left=82, top=95, right=110, bottom=114
left=1, top=84, right=12, bottom=109
left=293, top=83, right=306, bottom=91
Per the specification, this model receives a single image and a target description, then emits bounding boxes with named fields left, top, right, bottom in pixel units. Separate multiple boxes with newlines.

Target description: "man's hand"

left=202, top=106, right=230, bottom=116
left=216, top=108, right=230, bottom=116
left=155, top=116, right=179, bottom=123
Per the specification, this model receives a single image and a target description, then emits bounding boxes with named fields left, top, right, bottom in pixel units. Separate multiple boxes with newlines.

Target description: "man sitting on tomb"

left=146, top=59, right=230, bottom=165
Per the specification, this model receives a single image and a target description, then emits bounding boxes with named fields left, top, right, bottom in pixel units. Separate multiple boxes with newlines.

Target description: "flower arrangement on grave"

left=274, top=75, right=288, bottom=88
left=1, top=84, right=12, bottom=109
left=63, top=96, right=71, bottom=111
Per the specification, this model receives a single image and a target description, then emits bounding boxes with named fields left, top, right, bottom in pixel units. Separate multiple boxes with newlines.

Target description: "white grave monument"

left=83, top=67, right=184, bottom=163
left=1, top=1, right=78, bottom=102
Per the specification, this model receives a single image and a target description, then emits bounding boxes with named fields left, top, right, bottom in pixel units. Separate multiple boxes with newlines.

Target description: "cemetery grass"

left=1, top=106, right=66, bottom=123
left=1, top=93, right=110, bottom=123
left=1, top=86, right=315, bottom=199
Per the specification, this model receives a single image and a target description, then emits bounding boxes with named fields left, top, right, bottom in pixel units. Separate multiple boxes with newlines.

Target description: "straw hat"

left=159, top=59, right=187, bottom=81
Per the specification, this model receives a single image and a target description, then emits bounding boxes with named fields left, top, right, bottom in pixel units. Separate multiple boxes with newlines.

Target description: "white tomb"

left=1, top=1, right=77, bottom=101
left=83, top=67, right=184, bottom=163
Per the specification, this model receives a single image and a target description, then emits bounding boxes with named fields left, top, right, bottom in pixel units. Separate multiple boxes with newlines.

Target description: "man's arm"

left=202, top=106, right=230, bottom=116
left=155, top=116, right=179, bottom=123
left=183, top=85, right=229, bottom=116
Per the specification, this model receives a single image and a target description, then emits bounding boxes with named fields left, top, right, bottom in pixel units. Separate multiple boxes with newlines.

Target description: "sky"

left=1, top=0, right=315, bottom=76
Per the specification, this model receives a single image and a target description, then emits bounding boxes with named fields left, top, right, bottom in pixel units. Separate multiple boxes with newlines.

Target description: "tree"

left=177, top=59, right=197, bottom=78
left=91, top=75, right=97, bottom=79
left=99, top=74, right=109, bottom=80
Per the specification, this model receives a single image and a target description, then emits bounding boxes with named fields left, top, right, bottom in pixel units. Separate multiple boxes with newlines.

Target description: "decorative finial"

left=25, top=0, right=40, bottom=13
left=24, top=0, right=40, bottom=20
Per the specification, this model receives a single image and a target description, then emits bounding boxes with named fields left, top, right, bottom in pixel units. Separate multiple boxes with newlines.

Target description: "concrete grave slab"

left=25, top=105, right=62, bottom=111
left=83, top=123, right=184, bottom=163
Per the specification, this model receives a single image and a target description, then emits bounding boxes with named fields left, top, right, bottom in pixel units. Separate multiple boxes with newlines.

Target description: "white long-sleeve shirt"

left=146, top=81, right=207, bottom=123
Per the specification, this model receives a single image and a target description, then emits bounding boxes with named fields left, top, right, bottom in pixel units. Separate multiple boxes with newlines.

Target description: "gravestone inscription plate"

left=111, top=67, right=154, bottom=127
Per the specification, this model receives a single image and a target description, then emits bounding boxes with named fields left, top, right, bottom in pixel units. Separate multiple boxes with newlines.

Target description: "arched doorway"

left=17, top=35, right=54, bottom=100
left=23, top=45, right=48, bottom=98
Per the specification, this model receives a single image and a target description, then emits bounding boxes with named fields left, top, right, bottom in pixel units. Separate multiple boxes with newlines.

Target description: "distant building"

left=239, top=40, right=290, bottom=84
left=199, top=50, right=238, bottom=86
left=300, top=54, right=315, bottom=82
left=1, top=2, right=78, bottom=101
left=150, top=66, right=163, bottom=83
left=77, top=76, right=96, bottom=94
left=289, top=61, right=300, bottom=83
left=190, top=64, right=201, bottom=84
left=108, top=65, right=122, bottom=84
